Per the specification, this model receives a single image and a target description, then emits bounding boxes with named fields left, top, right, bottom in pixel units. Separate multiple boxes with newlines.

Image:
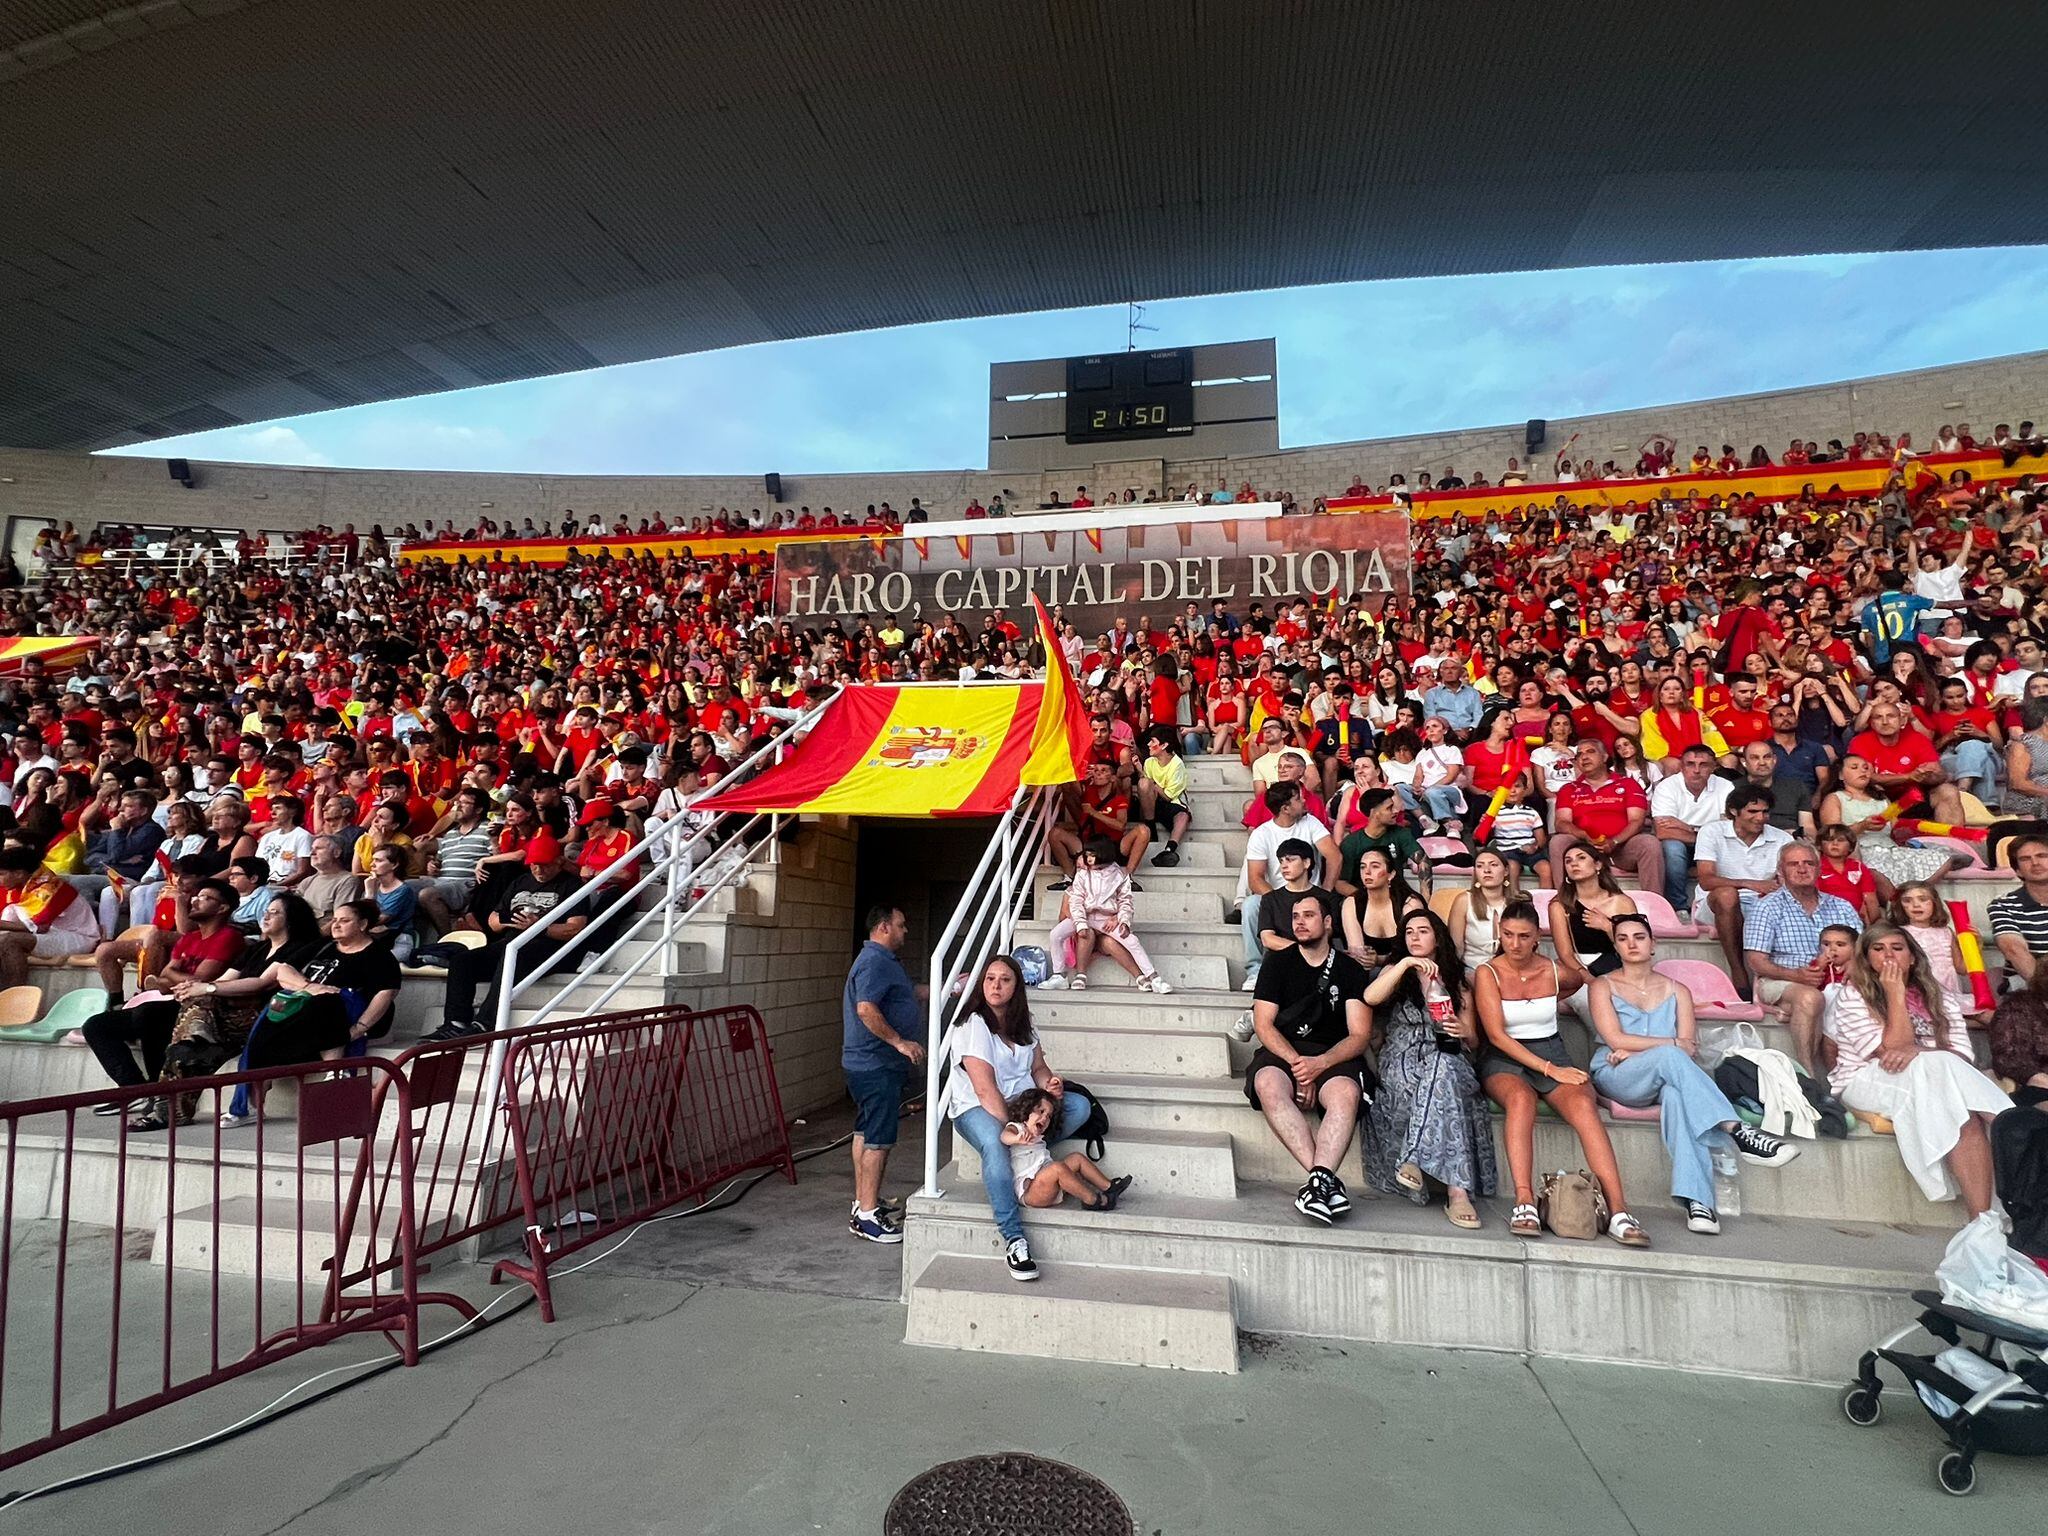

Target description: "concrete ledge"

left=906, top=1253, right=1239, bottom=1373
left=956, top=1125, right=1239, bottom=1200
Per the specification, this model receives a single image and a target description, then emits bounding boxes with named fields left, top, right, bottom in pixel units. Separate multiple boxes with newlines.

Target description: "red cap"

left=524, top=831, right=563, bottom=866
left=577, top=800, right=611, bottom=827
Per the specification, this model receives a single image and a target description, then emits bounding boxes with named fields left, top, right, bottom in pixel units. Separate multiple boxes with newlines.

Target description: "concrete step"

left=955, top=1124, right=1238, bottom=1200
left=1028, top=988, right=1251, bottom=1035
left=1186, top=787, right=1255, bottom=823
left=901, top=1174, right=1945, bottom=1383
left=1079, top=1069, right=1949, bottom=1224
left=151, top=1195, right=369, bottom=1280
left=1020, top=919, right=1245, bottom=967
left=1036, top=867, right=1241, bottom=906
left=1183, top=756, right=1253, bottom=790
left=1029, top=1022, right=1233, bottom=1079
left=1035, top=886, right=1229, bottom=925
left=1027, top=950, right=1230, bottom=992
left=905, top=1253, right=1239, bottom=1373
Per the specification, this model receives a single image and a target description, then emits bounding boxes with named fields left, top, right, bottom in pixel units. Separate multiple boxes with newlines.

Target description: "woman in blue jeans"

left=1586, top=915, right=1798, bottom=1236
left=945, top=954, right=1095, bottom=1283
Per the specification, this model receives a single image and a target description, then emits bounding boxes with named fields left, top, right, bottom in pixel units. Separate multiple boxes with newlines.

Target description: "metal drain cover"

left=885, top=1452, right=1133, bottom=1536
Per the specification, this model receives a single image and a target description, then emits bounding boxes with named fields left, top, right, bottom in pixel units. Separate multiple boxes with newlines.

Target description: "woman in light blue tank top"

left=1588, top=915, right=1799, bottom=1233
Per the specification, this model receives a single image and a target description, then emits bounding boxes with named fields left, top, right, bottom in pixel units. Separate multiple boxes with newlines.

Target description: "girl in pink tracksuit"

left=1046, top=839, right=1172, bottom=993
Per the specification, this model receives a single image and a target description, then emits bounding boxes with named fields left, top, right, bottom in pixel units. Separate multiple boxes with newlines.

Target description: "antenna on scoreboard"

left=1126, top=302, right=1156, bottom=351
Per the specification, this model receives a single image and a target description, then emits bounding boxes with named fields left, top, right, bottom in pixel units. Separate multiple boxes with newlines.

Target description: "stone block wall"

left=667, top=819, right=858, bottom=1119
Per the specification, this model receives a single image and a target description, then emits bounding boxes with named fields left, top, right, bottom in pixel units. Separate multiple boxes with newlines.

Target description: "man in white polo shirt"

left=1695, top=784, right=1794, bottom=990
left=1650, top=745, right=1730, bottom=911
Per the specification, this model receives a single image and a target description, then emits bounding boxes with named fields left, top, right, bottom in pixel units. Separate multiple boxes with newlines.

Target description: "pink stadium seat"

left=1599, top=1096, right=1662, bottom=1122
left=1629, top=890, right=1702, bottom=938
left=1909, top=835, right=1984, bottom=869
left=1655, top=958, right=1764, bottom=1021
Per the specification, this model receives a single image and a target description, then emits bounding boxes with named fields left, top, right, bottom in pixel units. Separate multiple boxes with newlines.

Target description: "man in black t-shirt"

left=427, top=831, right=590, bottom=1039
left=1247, top=890, right=1374, bottom=1225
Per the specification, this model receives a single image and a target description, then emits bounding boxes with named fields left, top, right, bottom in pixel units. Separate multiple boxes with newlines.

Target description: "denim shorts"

left=845, top=1065, right=910, bottom=1148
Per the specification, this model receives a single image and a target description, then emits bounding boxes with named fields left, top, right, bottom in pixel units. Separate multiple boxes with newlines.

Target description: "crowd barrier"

left=0, top=1004, right=794, bottom=1473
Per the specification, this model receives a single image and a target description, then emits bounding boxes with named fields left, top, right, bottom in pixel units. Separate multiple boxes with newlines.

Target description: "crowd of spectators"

left=5, top=414, right=2046, bottom=1233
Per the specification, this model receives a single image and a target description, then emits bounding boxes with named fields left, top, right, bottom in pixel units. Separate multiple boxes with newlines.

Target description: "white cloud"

left=218, top=425, right=334, bottom=466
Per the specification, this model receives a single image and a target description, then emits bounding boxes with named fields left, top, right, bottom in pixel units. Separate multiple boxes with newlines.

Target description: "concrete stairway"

left=904, top=753, right=2012, bottom=1380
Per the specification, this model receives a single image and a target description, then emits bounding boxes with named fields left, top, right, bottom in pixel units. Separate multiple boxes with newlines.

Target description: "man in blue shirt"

left=1859, top=570, right=1935, bottom=665
left=842, top=905, right=926, bottom=1243
left=1421, top=665, right=1484, bottom=740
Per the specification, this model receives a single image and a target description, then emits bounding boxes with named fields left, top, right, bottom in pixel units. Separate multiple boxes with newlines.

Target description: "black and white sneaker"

left=849, top=1210, right=902, bottom=1244
left=93, top=1100, right=127, bottom=1117
left=1318, top=1169, right=1353, bottom=1218
left=1684, top=1201, right=1721, bottom=1235
left=424, top=1019, right=488, bottom=1043
left=1294, top=1176, right=1334, bottom=1225
left=1728, top=1123, right=1800, bottom=1168
left=1046, top=878, right=1071, bottom=892
left=1005, top=1236, right=1039, bottom=1282
left=850, top=1197, right=903, bottom=1230
left=1152, top=845, right=1180, bottom=867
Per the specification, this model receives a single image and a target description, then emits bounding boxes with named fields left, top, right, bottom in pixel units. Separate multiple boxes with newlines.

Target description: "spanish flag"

left=0, top=636, right=96, bottom=674
left=10, top=868, right=81, bottom=931
left=695, top=596, right=1088, bottom=818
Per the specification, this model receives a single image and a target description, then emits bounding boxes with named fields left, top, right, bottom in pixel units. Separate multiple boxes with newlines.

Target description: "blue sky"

left=109, top=246, right=2048, bottom=476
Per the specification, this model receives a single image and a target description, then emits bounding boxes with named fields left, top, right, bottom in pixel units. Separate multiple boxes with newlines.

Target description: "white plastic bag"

left=1696, top=1020, right=1763, bottom=1071
left=1936, top=1211, right=2048, bottom=1331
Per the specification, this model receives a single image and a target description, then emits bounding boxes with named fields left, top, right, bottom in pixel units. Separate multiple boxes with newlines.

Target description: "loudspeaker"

left=764, top=472, right=783, bottom=502
left=1524, top=419, right=1546, bottom=454
left=167, top=458, right=194, bottom=487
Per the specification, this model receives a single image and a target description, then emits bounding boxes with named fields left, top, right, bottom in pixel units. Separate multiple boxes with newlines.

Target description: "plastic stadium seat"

left=1427, top=888, right=1461, bottom=925
left=1598, top=1095, right=1662, bottom=1122
left=1528, top=890, right=1558, bottom=930
left=0, top=986, right=40, bottom=1029
left=1629, top=890, right=1702, bottom=938
left=0, top=988, right=106, bottom=1045
left=1419, top=836, right=1466, bottom=861
left=438, top=930, right=487, bottom=949
left=1654, top=958, right=1764, bottom=1021
left=1910, top=834, right=1984, bottom=869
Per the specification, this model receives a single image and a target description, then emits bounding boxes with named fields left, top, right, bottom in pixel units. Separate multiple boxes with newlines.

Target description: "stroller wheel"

left=1934, top=1450, right=1977, bottom=1497
left=1838, top=1383, right=1881, bottom=1426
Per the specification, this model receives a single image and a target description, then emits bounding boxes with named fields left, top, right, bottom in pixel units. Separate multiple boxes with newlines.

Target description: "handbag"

left=1056, top=1077, right=1111, bottom=1161
left=1538, top=1168, right=1608, bottom=1240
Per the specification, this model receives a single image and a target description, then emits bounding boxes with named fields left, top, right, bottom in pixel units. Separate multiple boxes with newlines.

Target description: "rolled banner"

left=1948, top=900, right=1997, bottom=1013
left=1892, top=817, right=1988, bottom=843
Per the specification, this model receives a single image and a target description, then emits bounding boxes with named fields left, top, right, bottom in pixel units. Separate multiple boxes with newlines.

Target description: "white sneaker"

left=1140, top=975, right=1173, bottom=995
left=1040, top=974, right=1068, bottom=990
left=1240, top=973, right=1258, bottom=992
left=1228, top=1011, right=1257, bottom=1043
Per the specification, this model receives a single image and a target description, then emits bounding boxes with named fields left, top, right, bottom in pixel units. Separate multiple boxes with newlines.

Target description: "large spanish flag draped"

left=0, top=636, right=96, bottom=674
left=697, top=596, right=1089, bottom=817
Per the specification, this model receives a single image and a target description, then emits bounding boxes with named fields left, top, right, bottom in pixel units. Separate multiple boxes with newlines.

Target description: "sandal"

left=1069, top=975, right=1088, bottom=990
left=1607, top=1211, right=1651, bottom=1248
left=1394, top=1161, right=1425, bottom=1193
left=1509, top=1202, right=1541, bottom=1236
left=125, top=1114, right=170, bottom=1133
left=1445, top=1193, right=1481, bottom=1229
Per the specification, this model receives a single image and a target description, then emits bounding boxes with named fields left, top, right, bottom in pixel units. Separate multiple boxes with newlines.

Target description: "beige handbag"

left=1538, top=1168, right=1609, bottom=1240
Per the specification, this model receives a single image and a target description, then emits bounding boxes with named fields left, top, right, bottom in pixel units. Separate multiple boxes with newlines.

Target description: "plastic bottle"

left=1711, top=1143, right=1742, bottom=1217
left=1423, top=970, right=1461, bottom=1052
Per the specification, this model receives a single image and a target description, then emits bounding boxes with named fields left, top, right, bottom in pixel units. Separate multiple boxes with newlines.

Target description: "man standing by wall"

left=843, top=905, right=927, bottom=1244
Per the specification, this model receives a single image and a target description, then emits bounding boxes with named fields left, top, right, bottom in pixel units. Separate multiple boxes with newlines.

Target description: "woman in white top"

left=1823, top=924, right=2011, bottom=1215
left=1447, top=848, right=1520, bottom=977
left=1528, top=713, right=1579, bottom=799
left=945, top=955, right=1098, bottom=1281
left=1473, top=902, right=1647, bottom=1246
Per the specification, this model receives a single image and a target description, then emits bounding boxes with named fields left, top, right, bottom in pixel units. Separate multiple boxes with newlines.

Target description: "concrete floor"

left=6, top=1109, right=2043, bottom=1532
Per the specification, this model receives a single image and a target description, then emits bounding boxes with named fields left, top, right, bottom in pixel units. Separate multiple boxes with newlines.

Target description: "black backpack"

left=1058, top=1078, right=1111, bottom=1160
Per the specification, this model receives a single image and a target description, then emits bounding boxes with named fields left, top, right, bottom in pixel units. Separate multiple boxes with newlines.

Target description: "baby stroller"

left=1839, top=1104, right=2048, bottom=1495
left=1839, top=1290, right=2048, bottom=1495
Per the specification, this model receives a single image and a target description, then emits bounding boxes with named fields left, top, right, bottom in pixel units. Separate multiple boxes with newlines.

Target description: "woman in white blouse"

left=1824, top=924, right=2011, bottom=1216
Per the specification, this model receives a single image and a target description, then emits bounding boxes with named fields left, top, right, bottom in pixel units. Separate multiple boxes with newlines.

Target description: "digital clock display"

left=1064, top=348, right=1195, bottom=444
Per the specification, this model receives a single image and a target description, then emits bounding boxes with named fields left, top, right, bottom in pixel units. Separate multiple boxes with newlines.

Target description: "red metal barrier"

left=0, top=1058, right=432, bottom=1474
left=0, top=1003, right=796, bottom=1473
left=492, top=1004, right=796, bottom=1319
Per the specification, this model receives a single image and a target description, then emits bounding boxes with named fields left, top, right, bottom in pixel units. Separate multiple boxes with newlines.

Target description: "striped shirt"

left=1989, top=888, right=2048, bottom=964
left=433, top=821, right=500, bottom=880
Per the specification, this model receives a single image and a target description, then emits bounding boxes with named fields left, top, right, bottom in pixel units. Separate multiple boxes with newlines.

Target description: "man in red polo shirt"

left=1847, top=701, right=1966, bottom=823
left=1548, top=739, right=1665, bottom=896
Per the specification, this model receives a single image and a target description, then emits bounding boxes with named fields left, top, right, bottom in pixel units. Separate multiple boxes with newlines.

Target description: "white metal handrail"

left=919, top=783, right=1056, bottom=1197
left=474, top=690, right=840, bottom=1100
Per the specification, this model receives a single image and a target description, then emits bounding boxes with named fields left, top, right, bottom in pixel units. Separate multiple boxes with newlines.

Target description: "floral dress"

left=1361, top=993, right=1498, bottom=1201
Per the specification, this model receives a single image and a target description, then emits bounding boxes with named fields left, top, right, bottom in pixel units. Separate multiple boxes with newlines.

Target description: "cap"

left=524, top=830, right=563, bottom=866
left=577, top=800, right=611, bottom=828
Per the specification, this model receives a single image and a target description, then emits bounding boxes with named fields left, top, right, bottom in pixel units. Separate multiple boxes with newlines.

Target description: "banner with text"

left=772, top=504, right=1408, bottom=632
